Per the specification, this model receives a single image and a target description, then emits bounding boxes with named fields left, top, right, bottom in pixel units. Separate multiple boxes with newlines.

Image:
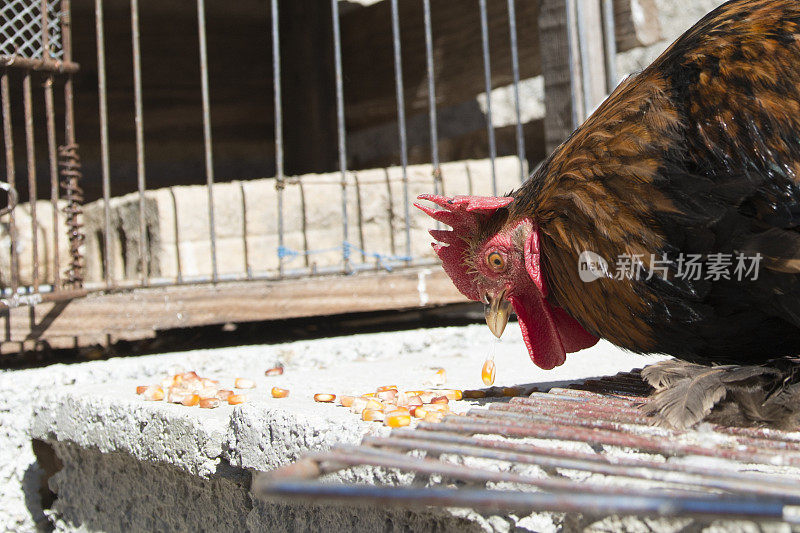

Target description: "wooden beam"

left=341, top=0, right=661, bottom=132
left=0, top=268, right=465, bottom=349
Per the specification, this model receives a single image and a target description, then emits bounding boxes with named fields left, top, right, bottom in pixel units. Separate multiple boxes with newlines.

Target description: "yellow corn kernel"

left=143, top=385, right=164, bottom=401
left=411, top=406, right=428, bottom=418
left=216, top=389, right=234, bottom=401
left=265, top=366, right=284, bottom=376
left=135, top=385, right=148, bottom=395
left=430, top=395, right=449, bottom=405
left=271, top=387, right=290, bottom=398
left=314, top=393, right=336, bottom=403
left=181, top=394, right=200, bottom=407
left=199, top=398, right=220, bottom=409
left=339, top=395, right=356, bottom=407
left=228, top=394, right=248, bottom=405
left=362, top=409, right=385, bottom=422
left=235, top=378, right=256, bottom=389
left=365, top=398, right=384, bottom=411
left=423, top=411, right=445, bottom=423
left=376, top=385, right=398, bottom=392
left=482, top=359, right=496, bottom=386
left=385, top=413, right=411, bottom=428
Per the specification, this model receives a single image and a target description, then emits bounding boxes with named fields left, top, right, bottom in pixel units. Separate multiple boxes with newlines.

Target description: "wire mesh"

left=0, top=0, right=62, bottom=59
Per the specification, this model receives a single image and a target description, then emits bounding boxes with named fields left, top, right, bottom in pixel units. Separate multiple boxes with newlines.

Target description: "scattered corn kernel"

left=199, top=398, right=220, bottom=409
left=265, top=366, right=284, bottom=376
left=339, top=395, right=355, bottom=407
left=412, top=406, right=429, bottom=418
left=430, top=395, right=449, bottom=405
left=314, top=393, right=336, bottom=403
left=350, top=398, right=369, bottom=413
left=482, top=358, right=496, bottom=386
left=423, top=411, right=445, bottom=423
left=425, top=368, right=447, bottom=386
left=437, top=389, right=462, bottom=401
left=216, top=389, right=233, bottom=401
left=386, top=407, right=410, bottom=417
left=362, top=409, right=385, bottom=422
left=271, top=387, right=290, bottom=398
left=377, top=390, right=397, bottom=402
left=235, top=378, right=256, bottom=389
left=143, top=385, right=164, bottom=401
left=395, top=391, right=409, bottom=407
left=425, top=403, right=449, bottom=413
left=181, top=394, right=200, bottom=407
left=365, top=398, right=384, bottom=411
left=462, top=389, right=486, bottom=399
left=228, top=394, right=247, bottom=405
left=407, top=395, right=423, bottom=408
left=385, top=413, right=411, bottom=428
left=376, top=385, right=398, bottom=392
left=198, top=387, right=218, bottom=399
left=135, top=385, right=148, bottom=395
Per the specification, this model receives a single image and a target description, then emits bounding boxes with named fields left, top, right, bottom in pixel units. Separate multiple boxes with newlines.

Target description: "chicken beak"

left=484, top=290, right=512, bottom=338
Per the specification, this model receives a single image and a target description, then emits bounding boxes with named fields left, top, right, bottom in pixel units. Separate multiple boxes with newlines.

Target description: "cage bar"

left=94, top=0, right=112, bottom=286
left=129, top=0, right=148, bottom=284
left=0, top=71, right=20, bottom=293
left=23, top=72, right=39, bottom=292
left=330, top=0, right=349, bottom=272
left=478, top=0, right=497, bottom=195
left=506, top=0, right=526, bottom=183
left=271, top=0, right=285, bottom=278
left=390, top=0, right=411, bottom=263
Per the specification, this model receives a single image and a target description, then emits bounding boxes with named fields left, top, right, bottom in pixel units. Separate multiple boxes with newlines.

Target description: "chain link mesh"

left=0, top=0, right=62, bottom=60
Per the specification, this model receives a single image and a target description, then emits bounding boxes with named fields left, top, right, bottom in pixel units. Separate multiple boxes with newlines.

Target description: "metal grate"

left=0, top=0, right=62, bottom=60
left=254, top=370, right=800, bottom=524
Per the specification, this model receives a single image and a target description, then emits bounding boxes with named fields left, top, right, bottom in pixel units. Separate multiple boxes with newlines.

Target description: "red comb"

left=414, top=194, right=514, bottom=300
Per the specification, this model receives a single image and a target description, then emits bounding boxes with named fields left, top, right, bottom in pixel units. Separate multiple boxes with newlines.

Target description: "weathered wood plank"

left=341, top=0, right=661, bottom=131
left=0, top=268, right=465, bottom=349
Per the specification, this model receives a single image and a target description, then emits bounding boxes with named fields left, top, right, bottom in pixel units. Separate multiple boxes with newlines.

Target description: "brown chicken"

left=416, top=0, right=800, bottom=428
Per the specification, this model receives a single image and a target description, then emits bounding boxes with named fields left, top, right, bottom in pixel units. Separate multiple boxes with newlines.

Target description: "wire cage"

left=0, top=0, right=625, bottom=351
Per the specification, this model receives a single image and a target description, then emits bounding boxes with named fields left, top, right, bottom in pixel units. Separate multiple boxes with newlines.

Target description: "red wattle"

left=510, top=294, right=567, bottom=370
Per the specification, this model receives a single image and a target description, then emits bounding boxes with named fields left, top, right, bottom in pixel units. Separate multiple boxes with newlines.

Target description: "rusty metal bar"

left=23, top=72, right=40, bottom=292
left=478, top=0, right=497, bottom=195
left=0, top=287, right=87, bottom=310
left=130, top=0, right=148, bottom=284
left=196, top=0, right=218, bottom=282
left=330, top=0, right=350, bottom=273
left=0, top=56, right=79, bottom=74
left=506, top=0, right=525, bottom=183
left=390, top=0, right=411, bottom=263
left=575, top=0, right=593, bottom=119
left=2, top=71, right=21, bottom=294
left=421, top=0, right=440, bottom=198
left=94, top=0, right=112, bottom=286
left=255, top=481, right=797, bottom=523
left=565, top=0, right=582, bottom=129
left=271, top=0, right=285, bottom=278
left=602, top=0, right=617, bottom=93
left=44, top=77, right=61, bottom=289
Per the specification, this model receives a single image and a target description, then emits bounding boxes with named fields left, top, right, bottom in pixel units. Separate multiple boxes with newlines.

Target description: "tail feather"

left=641, top=358, right=800, bottom=430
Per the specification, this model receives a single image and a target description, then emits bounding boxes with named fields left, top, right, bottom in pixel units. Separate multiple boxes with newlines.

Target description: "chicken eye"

left=486, top=251, right=506, bottom=272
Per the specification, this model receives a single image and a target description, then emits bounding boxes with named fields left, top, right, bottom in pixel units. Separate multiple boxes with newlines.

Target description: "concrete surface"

left=4, top=322, right=661, bottom=532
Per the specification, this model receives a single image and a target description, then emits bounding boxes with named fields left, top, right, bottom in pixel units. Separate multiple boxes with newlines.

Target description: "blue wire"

left=277, top=243, right=412, bottom=272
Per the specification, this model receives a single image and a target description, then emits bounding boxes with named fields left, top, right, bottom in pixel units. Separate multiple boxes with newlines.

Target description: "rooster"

left=416, top=0, right=800, bottom=428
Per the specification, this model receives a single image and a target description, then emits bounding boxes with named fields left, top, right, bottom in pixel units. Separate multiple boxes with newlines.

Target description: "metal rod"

left=130, top=0, right=148, bottom=284
left=95, top=0, right=112, bottom=286
left=41, top=0, right=50, bottom=57
left=601, top=0, right=617, bottom=93
left=196, top=0, right=218, bottom=282
left=421, top=0, right=440, bottom=196
left=478, top=0, right=497, bottom=195
left=255, top=481, right=795, bottom=523
left=331, top=0, right=349, bottom=272
left=239, top=181, right=251, bottom=278
left=44, top=77, right=61, bottom=289
left=271, top=0, right=285, bottom=278
left=168, top=188, right=183, bottom=283
left=0, top=56, right=80, bottom=74
left=1, top=71, right=20, bottom=293
left=506, top=0, right=526, bottom=183
left=23, top=72, right=40, bottom=292
left=390, top=0, right=411, bottom=262
left=564, top=0, right=582, bottom=129
left=575, top=0, right=593, bottom=119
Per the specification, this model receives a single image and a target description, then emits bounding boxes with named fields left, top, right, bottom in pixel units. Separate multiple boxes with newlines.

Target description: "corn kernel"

left=395, top=391, right=409, bottom=407
left=377, top=390, right=397, bottom=402
left=386, top=407, right=410, bottom=417
left=482, top=359, right=496, bottom=386
left=362, top=409, right=385, bottom=422
left=423, top=411, right=445, bottom=423
left=350, top=398, right=368, bottom=413
left=235, top=378, right=256, bottom=389
left=339, top=395, right=355, bottom=407
left=425, top=368, right=447, bottom=386
left=376, top=385, right=398, bottom=392
left=181, top=371, right=199, bottom=381
left=314, top=393, right=336, bottom=403
left=271, top=387, right=290, bottom=398
left=407, top=395, right=423, bottom=407
left=436, top=389, right=462, bottom=401
left=365, top=398, right=384, bottom=411
left=143, top=385, right=164, bottom=401
left=412, top=406, right=428, bottom=418
left=430, top=395, right=449, bottom=405
left=181, top=394, right=200, bottom=407
left=265, top=366, right=284, bottom=376
left=228, top=394, right=247, bottom=405
left=198, top=387, right=218, bottom=399
left=199, top=398, right=220, bottom=409
left=425, top=403, right=449, bottom=413
left=385, top=413, right=411, bottom=428
left=216, top=389, right=234, bottom=401
left=135, top=385, right=148, bottom=395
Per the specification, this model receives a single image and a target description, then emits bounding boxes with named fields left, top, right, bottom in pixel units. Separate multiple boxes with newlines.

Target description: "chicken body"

left=511, top=0, right=800, bottom=365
